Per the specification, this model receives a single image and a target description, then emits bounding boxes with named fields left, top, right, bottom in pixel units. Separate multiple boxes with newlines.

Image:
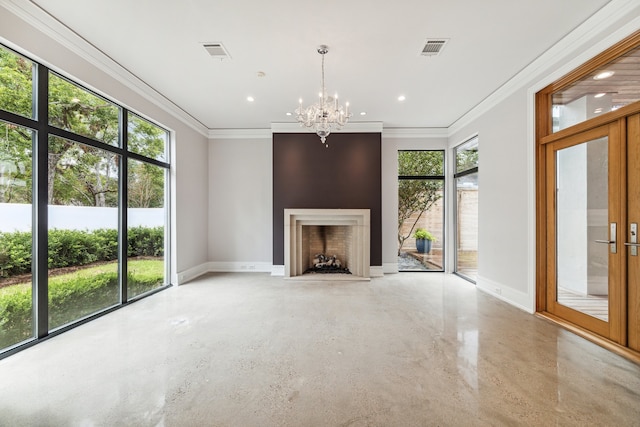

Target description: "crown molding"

left=209, top=124, right=448, bottom=140
left=448, top=0, right=640, bottom=137
left=1, top=0, right=209, bottom=137
left=208, top=128, right=272, bottom=139
left=271, top=121, right=383, bottom=134
left=382, top=127, right=448, bottom=139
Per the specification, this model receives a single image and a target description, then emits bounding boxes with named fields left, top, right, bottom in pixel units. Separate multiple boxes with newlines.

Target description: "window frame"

left=0, top=43, right=171, bottom=359
left=453, top=136, right=479, bottom=283
left=397, top=149, right=446, bottom=272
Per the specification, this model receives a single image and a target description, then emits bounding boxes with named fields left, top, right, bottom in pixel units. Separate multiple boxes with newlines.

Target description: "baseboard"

left=208, top=262, right=272, bottom=273
left=271, top=265, right=285, bottom=276
left=476, top=275, right=534, bottom=313
left=383, top=263, right=399, bottom=274
left=175, top=262, right=211, bottom=285
left=370, top=266, right=384, bottom=277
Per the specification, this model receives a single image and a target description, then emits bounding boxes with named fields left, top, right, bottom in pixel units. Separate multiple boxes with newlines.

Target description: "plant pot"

left=416, top=239, right=432, bottom=254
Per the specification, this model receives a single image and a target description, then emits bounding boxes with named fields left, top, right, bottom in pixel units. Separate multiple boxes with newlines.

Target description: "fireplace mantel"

left=284, top=209, right=370, bottom=279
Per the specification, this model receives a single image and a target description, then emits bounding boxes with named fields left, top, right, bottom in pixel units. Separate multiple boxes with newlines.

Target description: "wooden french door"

left=628, top=113, right=640, bottom=352
left=545, top=115, right=640, bottom=350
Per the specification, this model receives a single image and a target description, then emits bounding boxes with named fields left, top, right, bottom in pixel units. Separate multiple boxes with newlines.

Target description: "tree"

left=397, top=151, right=443, bottom=255
left=0, top=48, right=33, bottom=205
left=127, top=114, right=166, bottom=208
left=48, top=74, right=119, bottom=206
left=0, top=123, right=32, bottom=204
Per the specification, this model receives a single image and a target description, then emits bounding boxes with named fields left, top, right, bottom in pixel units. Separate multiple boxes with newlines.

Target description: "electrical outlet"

left=495, top=287, right=502, bottom=295
left=248, top=265, right=256, bottom=270
left=240, top=265, right=247, bottom=270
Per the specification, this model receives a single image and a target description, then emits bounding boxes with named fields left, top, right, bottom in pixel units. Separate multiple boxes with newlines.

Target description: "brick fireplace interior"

left=302, top=225, right=353, bottom=272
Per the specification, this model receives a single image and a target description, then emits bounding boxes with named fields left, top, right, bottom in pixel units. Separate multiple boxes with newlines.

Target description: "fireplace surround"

left=284, top=208, right=370, bottom=280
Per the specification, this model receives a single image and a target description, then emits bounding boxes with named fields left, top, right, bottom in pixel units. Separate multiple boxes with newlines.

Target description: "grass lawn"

left=0, top=259, right=164, bottom=292
left=0, top=259, right=165, bottom=349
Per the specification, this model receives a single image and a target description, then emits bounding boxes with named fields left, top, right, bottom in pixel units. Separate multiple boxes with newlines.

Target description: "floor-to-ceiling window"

left=454, top=137, right=478, bottom=282
left=0, top=44, right=171, bottom=356
left=397, top=150, right=445, bottom=272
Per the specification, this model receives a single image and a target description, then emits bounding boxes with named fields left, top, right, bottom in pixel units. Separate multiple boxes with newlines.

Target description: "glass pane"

left=556, top=136, right=609, bottom=321
left=456, top=172, right=478, bottom=281
left=398, top=179, right=444, bottom=271
left=127, top=159, right=166, bottom=298
left=48, top=73, right=120, bottom=146
left=552, top=43, right=640, bottom=132
left=0, top=121, right=33, bottom=349
left=128, top=114, right=168, bottom=161
left=0, top=46, right=34, bottom=118
left=399, top=150, right=444, bottom=176
left=48, top=136, right=120, bottom=330
left=456, top=137, right=479, bottom=173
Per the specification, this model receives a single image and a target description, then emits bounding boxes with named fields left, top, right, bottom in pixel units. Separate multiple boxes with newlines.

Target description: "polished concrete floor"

left=1, top=273, right=639, bottom=426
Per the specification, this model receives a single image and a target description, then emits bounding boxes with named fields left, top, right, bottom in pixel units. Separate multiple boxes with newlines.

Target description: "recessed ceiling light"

left=360, top=112, right=367, bottom=116
left=594, top=92, right=606, bottom=98
left=398, top=95, right=406, bottom=101
left=257, top=71, right=266, bottom=77
left=247, top=96, right=254, bottom=102
left=593, top=71, right=614, bottom=80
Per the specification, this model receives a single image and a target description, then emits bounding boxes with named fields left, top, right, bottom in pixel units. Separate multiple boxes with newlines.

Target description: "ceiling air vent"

left=421, top=39, right=448, bottom=56
left=203, top=43, right=231, bottom=60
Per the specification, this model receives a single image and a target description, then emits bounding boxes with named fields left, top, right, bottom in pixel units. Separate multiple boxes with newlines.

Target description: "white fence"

left=0, top=203, right=164, bottom=232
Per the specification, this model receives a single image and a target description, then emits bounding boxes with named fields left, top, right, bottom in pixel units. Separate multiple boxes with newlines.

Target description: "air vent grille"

left=421, top=39, right=448, bottom=56
left=203, top=43, right=231, bottom=60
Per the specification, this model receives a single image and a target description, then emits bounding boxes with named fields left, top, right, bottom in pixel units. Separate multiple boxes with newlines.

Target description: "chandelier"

left=295, top=45, right=352, bottom=147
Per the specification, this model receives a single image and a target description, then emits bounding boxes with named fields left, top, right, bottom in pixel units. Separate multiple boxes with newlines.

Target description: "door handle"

left=627, top=223, right=638, bottom=256
left=595, top=223, right=617, bottom=254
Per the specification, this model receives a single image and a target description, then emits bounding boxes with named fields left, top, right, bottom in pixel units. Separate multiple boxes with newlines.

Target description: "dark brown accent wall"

left=273, top=132, right=382, bottom=266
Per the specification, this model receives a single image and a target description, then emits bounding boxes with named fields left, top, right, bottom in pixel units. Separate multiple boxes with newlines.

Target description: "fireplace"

left=284, top=209, right=370, bottom=280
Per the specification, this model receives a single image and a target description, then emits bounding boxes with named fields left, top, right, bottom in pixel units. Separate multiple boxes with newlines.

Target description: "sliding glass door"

left=454, top=137, right=478, bottom=282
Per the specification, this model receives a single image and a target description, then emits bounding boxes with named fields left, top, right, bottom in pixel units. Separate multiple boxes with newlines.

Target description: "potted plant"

left=413, top=228, right=436, bottom=253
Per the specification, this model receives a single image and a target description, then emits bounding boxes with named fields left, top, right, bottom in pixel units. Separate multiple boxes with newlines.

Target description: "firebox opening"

left=302, top=225, right=352, bottom=275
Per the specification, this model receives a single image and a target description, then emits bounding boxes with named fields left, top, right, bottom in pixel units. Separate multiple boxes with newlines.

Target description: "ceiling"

left=31, top=0, right=613, bottom=130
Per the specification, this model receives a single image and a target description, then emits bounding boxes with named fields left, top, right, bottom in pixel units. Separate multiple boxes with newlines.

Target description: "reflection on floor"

left=1, top=273, right=638, bottom=425
left=558, top=287, right=608, bottom=321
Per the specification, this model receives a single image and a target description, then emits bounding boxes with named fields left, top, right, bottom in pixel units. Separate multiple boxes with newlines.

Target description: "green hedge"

left=0, top=260, right=164, bottom=348
left=0, top=226, right=163, bottom=279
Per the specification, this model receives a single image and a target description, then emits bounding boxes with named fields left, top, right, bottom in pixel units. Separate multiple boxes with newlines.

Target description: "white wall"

left=449, top=90, right=531, bottom=309
left=208, top=136, right=273, bottom=271
left=0, top=3, right=210, bottom=283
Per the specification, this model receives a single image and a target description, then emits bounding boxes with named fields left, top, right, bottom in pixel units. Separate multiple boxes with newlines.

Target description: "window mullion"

left=119, top=109, right=128, bottom=303
left=33, top=64, right=49, bottom=338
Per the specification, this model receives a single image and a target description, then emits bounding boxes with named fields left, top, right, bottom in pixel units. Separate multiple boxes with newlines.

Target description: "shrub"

left=0, top=260, right=164, bottom=348
left=0, top=231, right=32, bottom=279
left=412, top=228, right=436, bottom=241
left=0, top=227, right=163, bottom=278
left=127, top=226, right=164, bottom=257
